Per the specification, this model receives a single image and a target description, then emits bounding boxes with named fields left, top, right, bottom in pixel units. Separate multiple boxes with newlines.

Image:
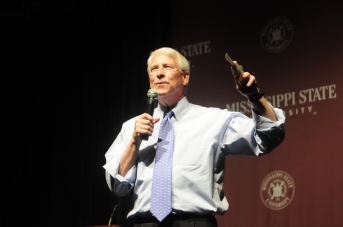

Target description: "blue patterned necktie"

left=150, top=110, right=174, bottom=221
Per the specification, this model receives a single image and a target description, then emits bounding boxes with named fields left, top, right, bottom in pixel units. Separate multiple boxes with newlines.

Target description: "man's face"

left=149, top=55, right=189, bottom=103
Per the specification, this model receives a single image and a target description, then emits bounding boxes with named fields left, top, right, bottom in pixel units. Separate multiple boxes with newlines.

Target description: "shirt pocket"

left=173, top=139, right=214, bottom=168
left=174, top=156, right=198, bottom=166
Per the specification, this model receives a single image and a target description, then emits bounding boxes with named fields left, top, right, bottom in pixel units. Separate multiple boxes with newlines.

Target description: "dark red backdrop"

left=170, top=1, right=342, bottom=226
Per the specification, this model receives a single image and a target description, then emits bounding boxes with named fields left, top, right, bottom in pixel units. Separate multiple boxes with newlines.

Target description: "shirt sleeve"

left=221, top=106, right=285, bottom=156
left=253, top=106, right=285, bottom=154
left=103, top=121, right=137, bottom=197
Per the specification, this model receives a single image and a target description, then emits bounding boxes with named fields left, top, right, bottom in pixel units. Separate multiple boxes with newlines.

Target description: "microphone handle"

left=141, top=98, right=157, bottom=140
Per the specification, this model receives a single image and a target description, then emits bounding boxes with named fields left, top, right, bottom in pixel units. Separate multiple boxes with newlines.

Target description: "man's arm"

left=119, top=113, right=160, bottom=177
left=118, top=138, right=141, bottom=177
left=249, top=96, right=277, bottom=121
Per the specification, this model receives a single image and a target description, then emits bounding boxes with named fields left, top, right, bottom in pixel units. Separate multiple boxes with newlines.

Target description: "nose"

left=157, top=73, right=165, bottom=79
left=156, top=68, right=165, bottom=78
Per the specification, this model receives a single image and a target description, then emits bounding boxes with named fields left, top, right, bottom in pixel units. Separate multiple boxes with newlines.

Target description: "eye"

left=150, top=67, right=158, bottom=72
left=164, top=65, right=174, bottom=70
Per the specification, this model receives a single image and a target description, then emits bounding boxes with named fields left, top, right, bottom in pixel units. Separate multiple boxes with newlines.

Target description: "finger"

left=231, top=61, right=242, bottom=79
left=243, top=74, right=255, bottom=87
left=134, top=115, right=155, bottom=137
left=134, top=123, right=153, bottom=137
left=140, top=113, right=154, bottom=121
left=232, top=61, right=244, bottom=75
left=137, top=118, right=154, bottom=129
left=241, top=71, right=251, bottom=78
left=240, top=72, right=256, bottom=86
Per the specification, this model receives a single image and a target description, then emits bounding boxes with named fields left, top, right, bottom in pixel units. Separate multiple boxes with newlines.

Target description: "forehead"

left=150, top=55, right=177, bottom=66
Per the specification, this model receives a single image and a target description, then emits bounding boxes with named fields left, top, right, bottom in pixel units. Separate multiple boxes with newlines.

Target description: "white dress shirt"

left=103, top=97, right=285, bottom=218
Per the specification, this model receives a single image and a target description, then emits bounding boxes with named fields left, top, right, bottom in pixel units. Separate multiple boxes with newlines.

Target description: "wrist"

left=247, top=89, right=265, bottom=103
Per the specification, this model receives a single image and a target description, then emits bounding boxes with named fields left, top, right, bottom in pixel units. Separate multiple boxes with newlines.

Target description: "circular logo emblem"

left=260, top=170, right=295, bottom=210
left=260, top=16, right=293, bottom=53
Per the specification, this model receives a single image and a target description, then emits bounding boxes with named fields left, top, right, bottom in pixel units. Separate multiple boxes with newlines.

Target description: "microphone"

left=141, top=89, right=158, bottom=140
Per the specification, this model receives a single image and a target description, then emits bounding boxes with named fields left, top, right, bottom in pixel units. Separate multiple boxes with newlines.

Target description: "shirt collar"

left=157, top=97, right=190, bottom=122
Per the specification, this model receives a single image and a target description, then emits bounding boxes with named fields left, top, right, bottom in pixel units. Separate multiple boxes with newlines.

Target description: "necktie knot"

left=164, top=110, right=173, bottom=119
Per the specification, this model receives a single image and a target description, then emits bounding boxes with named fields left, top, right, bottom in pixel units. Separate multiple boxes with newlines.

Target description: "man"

left=104, top=47, right=285, bottom=227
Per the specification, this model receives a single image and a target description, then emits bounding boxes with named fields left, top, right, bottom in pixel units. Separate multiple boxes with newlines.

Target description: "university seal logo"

left=260, top=170, right=295, bottom=210
left=260, top=16, right=293, bottom=53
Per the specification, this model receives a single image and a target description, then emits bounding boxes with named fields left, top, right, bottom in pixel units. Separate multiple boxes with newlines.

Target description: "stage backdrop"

left=169, top=1, right=342, bottom=227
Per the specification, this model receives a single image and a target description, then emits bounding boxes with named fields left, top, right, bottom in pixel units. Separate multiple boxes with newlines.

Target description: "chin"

left=155, top=88, right=169, bottom=96
left=157, top=92, right=168, bottom=97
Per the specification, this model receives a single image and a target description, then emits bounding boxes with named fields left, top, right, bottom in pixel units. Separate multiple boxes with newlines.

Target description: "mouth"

left=155, top=82, right=168, bottom=86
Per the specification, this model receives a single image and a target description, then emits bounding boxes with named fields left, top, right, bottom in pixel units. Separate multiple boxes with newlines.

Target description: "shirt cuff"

left=114, top=166, right=136, bottom=197
left=252, top=107, right=285, bottom=131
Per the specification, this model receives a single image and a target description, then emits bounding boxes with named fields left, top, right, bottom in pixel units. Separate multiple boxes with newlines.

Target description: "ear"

left=182, top=71, right=190, bottom=86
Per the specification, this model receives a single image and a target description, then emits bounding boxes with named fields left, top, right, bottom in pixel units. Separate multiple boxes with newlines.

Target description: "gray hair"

left=147, top=47, right=190, bottom=73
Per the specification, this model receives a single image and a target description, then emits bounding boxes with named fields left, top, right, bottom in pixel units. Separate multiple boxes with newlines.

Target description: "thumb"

left=152, top=117, right=160, bottom=124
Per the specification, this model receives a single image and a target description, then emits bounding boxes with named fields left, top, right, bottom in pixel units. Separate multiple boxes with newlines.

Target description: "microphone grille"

left=147, top=89, right=158, bottom=99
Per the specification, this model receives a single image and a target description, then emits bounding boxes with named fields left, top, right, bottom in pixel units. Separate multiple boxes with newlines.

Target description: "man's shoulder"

left=189, top=103, right=223, bottom=112
left=188, top=103, right=230, bottom=116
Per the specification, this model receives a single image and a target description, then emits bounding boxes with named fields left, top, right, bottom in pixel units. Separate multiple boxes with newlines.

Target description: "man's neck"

left=158, top=95, right=185, bottom=108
